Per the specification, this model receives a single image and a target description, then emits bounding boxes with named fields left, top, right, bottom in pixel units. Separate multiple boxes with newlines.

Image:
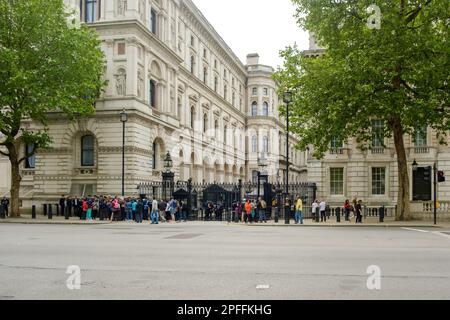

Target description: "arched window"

left=252, top=136, right=257, bottom=153
left=262, top=102, right=269, bottom=116
left=190, top=55, right=195, bottom=74
left=251, top=102, right=257, bottom=116
left=81, top=135, right=95, bottom=166
left=149, top=80, right=156, bottom=108
left=263, top=136, right=269, bottom=153
left=190, top=106, right=195, bottom=129
left=203, top=113, right=208, bottom=133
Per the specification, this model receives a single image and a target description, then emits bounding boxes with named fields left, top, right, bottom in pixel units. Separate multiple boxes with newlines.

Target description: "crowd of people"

left=310, top=198, right=363, bottom=223
left=57, top=195, right=189, bottom=223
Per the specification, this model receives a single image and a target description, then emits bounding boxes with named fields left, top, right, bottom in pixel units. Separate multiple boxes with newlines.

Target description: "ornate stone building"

left=0, top=0, right=306, bottom=208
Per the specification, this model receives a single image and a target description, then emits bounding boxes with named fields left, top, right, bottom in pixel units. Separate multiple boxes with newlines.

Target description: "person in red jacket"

left=81, top=198, right=88, bottom=221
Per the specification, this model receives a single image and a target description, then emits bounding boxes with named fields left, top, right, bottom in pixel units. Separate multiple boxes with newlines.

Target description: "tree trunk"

left=391, top=116, right=412, bottom=221
left=7, top=144, right=22, bottom=218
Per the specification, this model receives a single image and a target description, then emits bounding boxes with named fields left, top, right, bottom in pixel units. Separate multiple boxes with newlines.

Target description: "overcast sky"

left=191, top=0, right=309, bottom=69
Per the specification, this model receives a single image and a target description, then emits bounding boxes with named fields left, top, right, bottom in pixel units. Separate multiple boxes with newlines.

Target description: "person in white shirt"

left=319, top=200, right=327, bottom=222
left=311, top=200, right=319, bottom=222
left=151, top=198, right=159, bottom=224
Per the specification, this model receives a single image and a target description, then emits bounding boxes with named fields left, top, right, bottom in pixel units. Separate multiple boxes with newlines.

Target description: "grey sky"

left=191, top=0, right=309, bottom=69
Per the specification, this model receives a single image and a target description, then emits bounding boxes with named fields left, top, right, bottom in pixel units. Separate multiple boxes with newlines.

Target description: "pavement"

left=1, top=214, right=449, bottom=228
left=1, top=222, right=450, bottom=300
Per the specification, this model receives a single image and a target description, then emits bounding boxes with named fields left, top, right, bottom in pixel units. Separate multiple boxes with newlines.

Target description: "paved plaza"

left=1, top=222, right=450, bottom=300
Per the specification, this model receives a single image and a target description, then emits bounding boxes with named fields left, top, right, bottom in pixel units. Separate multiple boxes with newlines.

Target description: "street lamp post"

left=162, top=152, right=174, bottom=201
left=257, top=153, right=268, bottom=200
left=120, top=109, right=128, bottom=197
left=283, top=91, right=292, bottom=224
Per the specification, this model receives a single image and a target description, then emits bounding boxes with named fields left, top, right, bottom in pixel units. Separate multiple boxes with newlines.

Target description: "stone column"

left=126, top=37, right=138, bottom=97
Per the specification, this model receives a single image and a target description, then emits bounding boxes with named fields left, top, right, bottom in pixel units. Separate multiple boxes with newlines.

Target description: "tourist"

left=311, top=199, right=319, bottom=222
left=258, top=197, right=267, bottom=223
left=355, top=199, right=363, bottom=223
left=295, top=196, right=303, bottom=225
left=151, top=198, right=159, bottom=224
left=81, top=198, right=88, bottom=220
left=319, top=200, right=326, bottom=222
left=158, top=199, right=167, bottom=223
left=244, top=199, right=251, bottom=223
left=344, top=199, right=351, bottom=221
left=1, top=196, right=9, bottom=217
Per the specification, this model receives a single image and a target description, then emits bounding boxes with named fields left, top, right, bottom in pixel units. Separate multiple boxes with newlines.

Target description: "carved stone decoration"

left=114, top=69, right=126, bottom=96
left=118, top=0, right=127, bottom=16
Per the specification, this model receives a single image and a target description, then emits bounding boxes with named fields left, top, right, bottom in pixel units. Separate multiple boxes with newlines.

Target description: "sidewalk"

left=240, top=217, right=450, bottom=228
left=0, top=214, right=111, bottom=225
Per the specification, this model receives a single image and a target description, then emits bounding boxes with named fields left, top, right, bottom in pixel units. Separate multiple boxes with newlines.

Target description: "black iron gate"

left=137, top=180, right=317, bottom=221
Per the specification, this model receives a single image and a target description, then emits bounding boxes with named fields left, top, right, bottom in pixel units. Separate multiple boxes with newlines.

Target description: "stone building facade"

left=0, top=0, right=306, bottom=208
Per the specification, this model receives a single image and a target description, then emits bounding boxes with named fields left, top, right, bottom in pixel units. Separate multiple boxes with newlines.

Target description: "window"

left=203, top=67, right=208, bottom=84
left=331, top=136, right=343, bottom=149
left=214, top=120, right=219, bottom=138
left=117, top=42, right=125, bottom=55
left=223, top=69, right=227, bottom=78
left=81, top=135, right=95, bottom=166
left=214, top=76, right=218, bottom=92
left=150, top=9, right=157, bottom=34
left=214, top=60, right=218, bottom=69
left=263, top=88, right=268, bottom=96
left=232, top=78, right=235, bottom=87
left=24, top=144, right=35, bottom=169
left=152, top=142, right=157, bottom=170
left=252, top=170, right=258, bottom=184
left=224, top=85, right=227, bottom=100
left=372, top=120, right=384, bottom=147
left=252, top=87, right=257, bottom=96
left=330, top=168, right=344, bottom=195
left=203, top=48, right=207, bottom=58
left=232, top=92, right=235, bottom=107
left=252, top=136, right=257, bottom=153
left=263, top=136, right=269, bottom=153
left=190, top=35, right=195, bottom=46
left=372, top=167, right=386, bottom=195
left=190, top=55, right=195, bottom=74
left=149, top=80, right=156, bottom=107
left=262, top=102, right=269, bottom=116
left=414, top=126, right=427, bottom=147
left=190, top=107, right=195, bottom=129
left=84, top=0, right=99, bottom=23
left=203, top=114, right=208, bottom=133
left=224, top=126, right=227, bottom=143
left=251, top=102, right=257, bottom=116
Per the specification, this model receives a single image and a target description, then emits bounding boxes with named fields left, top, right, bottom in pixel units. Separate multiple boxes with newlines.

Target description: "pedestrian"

left=284, top=198, right=291, bottom=223
left=180, top=200, right=187, bottom=222
left=295, top=196, right=303, bottom=225
left=143, top=197, right=149, bottom=221
left=151, top=198, right=159, bottom=224
left=67, top=196, right=73, bottom=217
left=355, top=199, right=363, bottom=223
left=131, top=198, right=138, bottom=222
left=111, top=197, right=120, bottom=221
left=258, top=197, right=267, bottom=223
left=73, top=196, right=81, bottom=218
left=59, top=195, right=66, bottom=217
left=319, top=200, right=326, bottom=222
left=92, top=196, right=99, bottom=220
left=136, top=199, right=143, bottom=223
left=158, top=199, right=167, bottom=223
left=82, top=198, right=88, bottom=220
left=312, top=200, right=319, bottom=222
left=1, top=196, right=9, bottom=218
left=250, top=200, right=256, bottom=223
left=344, top=199, right=351, bottom=221
left=125, top=198, right=132, bottom=221
left=244, top=199, right=251, bottom=223
left=205, top=202, right=213, bottom=221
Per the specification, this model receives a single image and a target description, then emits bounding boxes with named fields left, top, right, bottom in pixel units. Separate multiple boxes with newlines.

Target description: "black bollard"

left=48, top=204, right=53, bottom=219
left=0, top=205, right=5, bottom=219
left=64, top=205, right=69, bottom=220
left=336, top=207, right=341, bottom=223
left=43, top=203, right=47, bottom=216
left=56, top=204, right=60, bottom=216
left=32, top=205, right=36, bottom=219
left=315, top=207, right=320, bottom=222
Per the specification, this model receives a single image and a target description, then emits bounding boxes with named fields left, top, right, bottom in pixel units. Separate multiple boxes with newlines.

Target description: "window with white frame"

left=252, top=136, right=257, bottom=153
left=251, top=102, right=257, bottom=116
left=372, top=120, right=385, bottom=147
left=414, top=126, right=427, bottom=147
left=252, top=87, right=257, bottom=96
left=372, top=167, right=386, bottom=195
left=330, top=168, right=344, bottom=195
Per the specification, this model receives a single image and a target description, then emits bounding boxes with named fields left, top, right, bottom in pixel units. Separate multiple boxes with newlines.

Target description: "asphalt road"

left=0, top=222, right=449, bottom=300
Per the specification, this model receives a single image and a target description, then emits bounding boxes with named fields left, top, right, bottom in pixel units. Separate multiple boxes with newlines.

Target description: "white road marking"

left=401, top=228, right=429, bottom=233
left=431, top=231, right=450, bottom=240
left=256, top=284, right=270, bottom=290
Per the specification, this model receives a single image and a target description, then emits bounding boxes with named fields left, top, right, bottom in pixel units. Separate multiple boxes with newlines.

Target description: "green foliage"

left=0, top=0, right=105, bottom=154
left=274, top=0, right=450, bottom=159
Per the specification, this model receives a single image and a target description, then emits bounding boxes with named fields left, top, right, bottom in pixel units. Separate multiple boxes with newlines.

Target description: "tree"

left=0, top=0, right=105, bottom=217
left=274, top=0, right=449, bottom=220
